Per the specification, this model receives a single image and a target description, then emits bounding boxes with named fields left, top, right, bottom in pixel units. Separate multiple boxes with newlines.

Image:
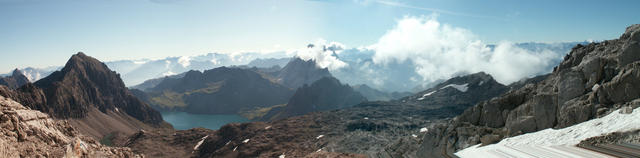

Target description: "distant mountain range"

left=332, top=41, right=589, bottom=92
left=133, top=67, right=295, bottom=114
left=0, top=69, right=29, bottom=89
left=2, top=42, right=585, bottom=93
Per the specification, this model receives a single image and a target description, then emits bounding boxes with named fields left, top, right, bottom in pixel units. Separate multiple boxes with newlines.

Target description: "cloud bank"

left=291, top=39, right=348, bottom=70
left=371, top=15, right=560, bottom=84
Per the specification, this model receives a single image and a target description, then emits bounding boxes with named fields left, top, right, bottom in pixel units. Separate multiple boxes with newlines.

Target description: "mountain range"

left=1, top=24, right=638, bottom=158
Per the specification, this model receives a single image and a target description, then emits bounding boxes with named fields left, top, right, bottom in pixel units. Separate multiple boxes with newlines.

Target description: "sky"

left=1, top=0, right=639, bottom=74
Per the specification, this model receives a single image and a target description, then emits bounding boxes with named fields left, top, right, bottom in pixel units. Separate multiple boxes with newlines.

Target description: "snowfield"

left=440, top=83, right=469, bottom=92
left=455, top=108, right=640, bottom=158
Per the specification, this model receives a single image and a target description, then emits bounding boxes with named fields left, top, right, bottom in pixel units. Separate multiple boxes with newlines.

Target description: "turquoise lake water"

left=160, top=111, right=250, bottom=130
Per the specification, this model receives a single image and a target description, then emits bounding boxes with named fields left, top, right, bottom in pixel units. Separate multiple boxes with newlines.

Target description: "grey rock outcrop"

left=0, top=95, right=141, bottom=157
left=418, top=24, right=640, bottom=157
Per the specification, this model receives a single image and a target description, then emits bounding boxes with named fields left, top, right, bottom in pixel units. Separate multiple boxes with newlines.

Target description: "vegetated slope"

left=0, top=69, right=29, bottom=89
left=0, top=52, right=169, bottom=139
left=418, top=24, right=640, bottom=157
left=138, top=67, right=294, bottom=114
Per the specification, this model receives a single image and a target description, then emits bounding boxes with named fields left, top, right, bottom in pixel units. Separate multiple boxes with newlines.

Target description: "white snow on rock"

left=592, top=83, right=600, bottom=92
left=411, top=134, right=418, bottom=138
left=456, top=108, right=640, bottom=157
left=265, top=126, right=272, bottom=130
left=417, top=91, right=436, bottom=101
left=193, top=135, right=208, bottom=150
left=479, top=81, right=485, bottom=86
left=316, top=135, right=324, bottom=139
left=440, top=83, right=469, bottom=92
left=279, top=154, right=286, bottom=158
left=419, top=127, right=428, bottom=133
left=242, top=139, right=250, bottom=143
left=364, top=117, right=369, bottom=120
left=233, top=146, right=238, bottom=151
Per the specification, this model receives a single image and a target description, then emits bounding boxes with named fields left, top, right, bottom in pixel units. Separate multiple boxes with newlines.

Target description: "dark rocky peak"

left=277, top=57, right=333, bottom=89
left=27, top=52, right=163, bottom=124
left=264, top=76, right=366, bottom=120
left=37, top=52, right=124, bottom=88
left=0, top=68, right=30, bottom=89
left=400, top=72, right=508, bottom=110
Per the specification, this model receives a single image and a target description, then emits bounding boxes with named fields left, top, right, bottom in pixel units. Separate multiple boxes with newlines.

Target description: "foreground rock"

left=0, top=95, right=140, bottom=157
left=418, top=24, right=640, bottom=157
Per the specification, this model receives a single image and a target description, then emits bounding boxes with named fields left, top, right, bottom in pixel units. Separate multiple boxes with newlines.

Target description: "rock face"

left=0, top=69, right=29, bottom=89
left=29, top=53, right=163, bottom=124
left=138, top=67, right=294, bottom=114
left=0, top=95, right=140, bottom=157
left=352, top=84, right=411, bottom=101
left=399, top=72, right=509, bottom=111
left=417, top=24, right=640, bottom=157
left=276, top=57, right=332, bottom=89
left=263, top=77, right=367, bottom=120
left=0, top=52, right=169, bottom=139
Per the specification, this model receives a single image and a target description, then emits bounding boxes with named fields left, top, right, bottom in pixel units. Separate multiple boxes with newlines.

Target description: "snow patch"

left=440, top=83, right=469, bottom=92
left=193, top=135, right=208, bottom=150
left=233, top=146, right=238, bottom=151
left=364, top=117, right=369, bottom=120
left=279, top=154, right=286, bottom=158
left=478, top=81, right=484, bottom=86
left=316, top=135, right=324, bottom=139
left=242, top=139, right=250, bottom=143
left=417, top=91, right=436, bottom=101
left=592, top=83, right=600, bottom=92
left=456, top=108, right=640, bottom=157
left=265, top=126, right=272, bottom=130
left=420, top=127, right=428, bottom=133
left=411, top=134, right=418, bottom=138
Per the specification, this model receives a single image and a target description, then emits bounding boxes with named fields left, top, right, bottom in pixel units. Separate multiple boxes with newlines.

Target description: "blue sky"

left=1, top=0, right=639, bottom=73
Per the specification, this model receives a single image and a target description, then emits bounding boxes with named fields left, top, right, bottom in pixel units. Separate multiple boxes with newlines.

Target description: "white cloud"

left=371, top=15, right=560, bottom=84
left=292, top=39, right=348, bottom=70
left=178, top=56, right=191, bottom=67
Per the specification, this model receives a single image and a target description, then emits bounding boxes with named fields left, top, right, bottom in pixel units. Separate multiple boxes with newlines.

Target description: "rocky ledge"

left=0, top=95, right=141, bottom=157
left=418, top=24, right=640, bottom=157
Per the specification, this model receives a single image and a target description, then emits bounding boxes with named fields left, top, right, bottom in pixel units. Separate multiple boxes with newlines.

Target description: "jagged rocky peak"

left=277, top=57, right=332, bottom=89
left=401, top=72, right=508, bottom=110
left=0, top=68, right=30, bottom=89
left=417, top=24, right=640, bottom=157
left=28, top=52, right=163, bottom=124
left=264, top=76, right=366, bottom=120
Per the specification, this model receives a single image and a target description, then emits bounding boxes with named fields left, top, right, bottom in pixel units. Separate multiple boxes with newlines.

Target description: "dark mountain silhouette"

left=352, top=84, right=411, bottom=101
left=276, top=57, right=332, bottom=89
left=262, top=76, right=367, bottom=120
left=0, top=69, right=29, bottom=89
left=137, top=67, right=294, bottom=114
